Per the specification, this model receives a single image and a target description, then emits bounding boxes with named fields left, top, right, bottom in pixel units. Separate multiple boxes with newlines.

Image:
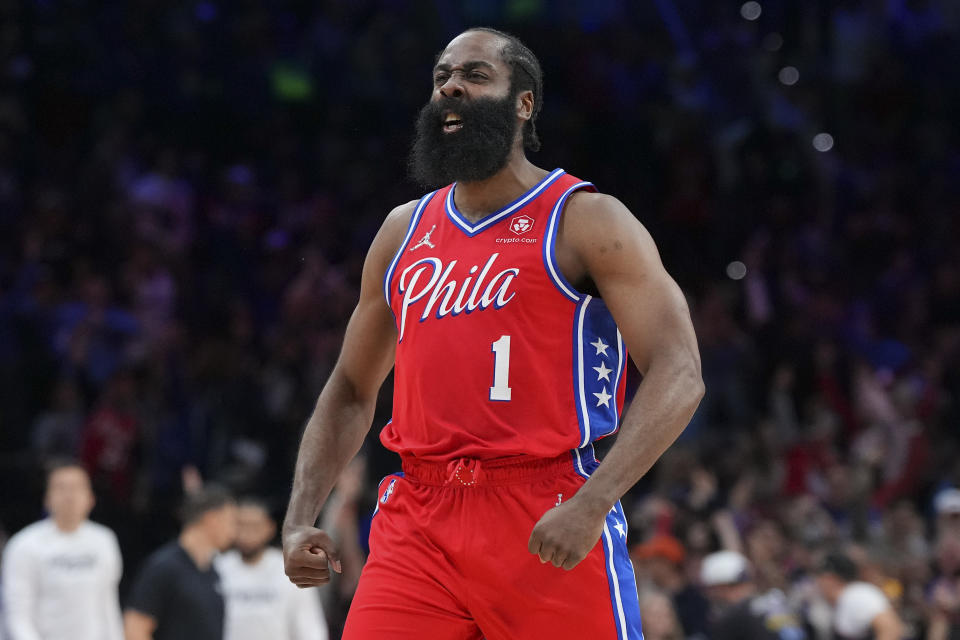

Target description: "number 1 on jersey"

left=489, top=335, right=512, bottom=401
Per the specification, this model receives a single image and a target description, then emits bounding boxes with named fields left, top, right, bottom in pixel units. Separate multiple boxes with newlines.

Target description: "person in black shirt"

left=124, top=485, right=238, bottom=640
left=701, top=550, right=806, bottom=640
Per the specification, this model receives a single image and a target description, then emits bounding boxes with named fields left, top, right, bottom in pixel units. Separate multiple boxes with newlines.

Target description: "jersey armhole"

left=541, top=181, right=596, bottom=302
left=382, top=191, right=437, bottom=307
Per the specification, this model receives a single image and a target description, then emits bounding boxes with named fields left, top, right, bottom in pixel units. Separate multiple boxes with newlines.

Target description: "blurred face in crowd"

left=638, top=557, right=679, bottom=590
left=201, top=502, right=238, bottom=552
left=936, top=536, right=960, bottom=577
left=638, top=591, right=682, bottom=640
left=409, top=30, right=528, bottom=188
left=235, top=503, right=276, bottom=562
left=45, top=465, right=95, bottom=532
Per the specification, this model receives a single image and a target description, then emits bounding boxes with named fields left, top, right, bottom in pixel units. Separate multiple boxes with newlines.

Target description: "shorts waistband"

left=401, top=451, right=574, bottom=487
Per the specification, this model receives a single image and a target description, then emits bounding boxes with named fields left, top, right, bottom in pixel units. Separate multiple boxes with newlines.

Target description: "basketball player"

left=282, top=28, right=704, bottom=640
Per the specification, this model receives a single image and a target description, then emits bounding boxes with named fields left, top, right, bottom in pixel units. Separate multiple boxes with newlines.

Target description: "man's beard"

left=408, top=93, right=518, bottom=189
left=238, top=545, right=266, bottom=562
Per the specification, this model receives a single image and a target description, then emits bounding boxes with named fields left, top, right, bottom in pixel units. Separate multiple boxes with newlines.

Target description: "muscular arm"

left=564, top=192, right=703, bottom=511
left=530, top=192, right=704, bottom=568
left=282, top=201, right=414, bottom=585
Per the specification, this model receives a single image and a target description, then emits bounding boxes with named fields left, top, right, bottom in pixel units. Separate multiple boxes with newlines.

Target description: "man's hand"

left=283, top=525, right=343, bottom=588
left=528, top=496, right=608, bottom=570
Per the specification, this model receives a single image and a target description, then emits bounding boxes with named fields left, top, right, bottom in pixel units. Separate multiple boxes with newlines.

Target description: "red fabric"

left=343, top=459, right=630, bottom=640
left=382, top=171, right=627, bottom=461
left=80, top=406, right=137, bottom=500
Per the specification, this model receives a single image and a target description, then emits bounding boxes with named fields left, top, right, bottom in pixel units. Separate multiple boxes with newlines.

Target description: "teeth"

left=444, top=113, right=460, bottom=124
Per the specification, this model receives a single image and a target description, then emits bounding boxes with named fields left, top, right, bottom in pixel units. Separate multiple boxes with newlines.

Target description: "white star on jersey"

left=593, top=362, right=612, bottom=382
left=613, top=521, right=626, bottom=539
left=591, top=338, right=610, bottom=357
left=593, top=387, right=612, bottom=408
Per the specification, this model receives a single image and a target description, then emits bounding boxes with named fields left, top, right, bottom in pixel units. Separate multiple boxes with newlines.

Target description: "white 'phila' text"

left=397, top=253, right=518, bottom=340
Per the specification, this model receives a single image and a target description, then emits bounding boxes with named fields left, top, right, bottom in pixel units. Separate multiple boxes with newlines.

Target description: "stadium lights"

left=741, top=2, right=762, bottom=21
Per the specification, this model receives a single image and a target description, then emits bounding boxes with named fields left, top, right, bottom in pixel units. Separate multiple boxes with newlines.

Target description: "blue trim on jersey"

left=543, top=181, right=594, bottom=302
left=383, top=191, right=437, bottom=310
left=569, top=448, right=643, bottom=640
left=612, top=329, right=625, bottom=427
left=601, top=504, right=644, bottom=640
left=444, top=169, right=566, bottom=237
left=570, top=443, right=598, bottom=479
left=572, top=296, right=593, bottom=448
left=574, top=297, right=624, bottom=446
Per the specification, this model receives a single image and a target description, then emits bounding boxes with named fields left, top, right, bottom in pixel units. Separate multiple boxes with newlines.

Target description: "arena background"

left=1, top=0, right=959, bottom=638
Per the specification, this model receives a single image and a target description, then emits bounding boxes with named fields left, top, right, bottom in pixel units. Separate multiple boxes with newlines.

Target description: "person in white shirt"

left=814, top=552, right=902, bottom=640
left=1, top=460, right=123, bottom=640
left=215, top=499, right=328, bottom=640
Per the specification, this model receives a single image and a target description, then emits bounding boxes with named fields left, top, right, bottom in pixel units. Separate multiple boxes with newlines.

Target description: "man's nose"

left=439, top=75, right=465, bottom=99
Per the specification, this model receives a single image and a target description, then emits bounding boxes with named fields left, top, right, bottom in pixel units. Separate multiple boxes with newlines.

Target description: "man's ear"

left=516, top=89, right=534, bottom=122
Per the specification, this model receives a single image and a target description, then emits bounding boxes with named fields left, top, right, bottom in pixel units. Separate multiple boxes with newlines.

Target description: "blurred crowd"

left=1, top=0, right=959, bottom=638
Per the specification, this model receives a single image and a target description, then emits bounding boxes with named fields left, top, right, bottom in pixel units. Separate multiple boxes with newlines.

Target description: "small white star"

left=593, top=387, right=612, bottom=408
left=609, top=506, right=618, bottom=514
left=593, top=362, right=613, bottom=382
left=590, top=338, right=610, bottom=357
left=613, top=521, right=626, bottom=539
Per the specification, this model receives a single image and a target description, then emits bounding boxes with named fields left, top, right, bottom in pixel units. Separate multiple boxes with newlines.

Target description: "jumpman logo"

left=410, top=225, right=437, bottom=251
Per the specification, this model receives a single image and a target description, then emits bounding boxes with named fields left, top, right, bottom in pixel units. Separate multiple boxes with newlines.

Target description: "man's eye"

left=434, top=74, right=449, bottom=85
left=469, top=71, right=487, bottom=80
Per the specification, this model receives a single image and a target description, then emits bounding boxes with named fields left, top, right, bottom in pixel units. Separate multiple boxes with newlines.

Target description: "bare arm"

left=569, top=194, right=703, bottom=511
left=282, top=201, right=414, bottom=586
left=872, top=608, right=903, bottom=640
left=123, top=610, right=156, bottom=640
left=530, top=192, right=704, bottom=569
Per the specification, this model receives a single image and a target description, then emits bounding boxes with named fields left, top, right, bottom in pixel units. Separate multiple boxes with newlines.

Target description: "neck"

left=179, top=527, right=217, bottom=569
left=453, top=150, right=547, bottom=223
left=52, top=517, right=83, bottom=533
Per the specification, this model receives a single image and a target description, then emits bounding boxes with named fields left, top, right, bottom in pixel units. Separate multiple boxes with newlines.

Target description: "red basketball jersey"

left=382, top=169, right=628, bottom=460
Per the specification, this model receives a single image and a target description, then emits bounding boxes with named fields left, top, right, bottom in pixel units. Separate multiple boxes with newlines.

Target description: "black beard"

left=408, top=93, right=518, bottom=189
left=238, top=546, right=265, bottom=562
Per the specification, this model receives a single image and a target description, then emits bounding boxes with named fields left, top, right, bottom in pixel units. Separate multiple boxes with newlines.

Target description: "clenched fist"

left=282, top=525, right=342, bottom=588
left=528, top=496, right=607, bottom=571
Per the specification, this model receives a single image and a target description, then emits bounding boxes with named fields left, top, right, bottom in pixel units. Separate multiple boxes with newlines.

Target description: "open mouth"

left=442, top=112, right=463, bottom=133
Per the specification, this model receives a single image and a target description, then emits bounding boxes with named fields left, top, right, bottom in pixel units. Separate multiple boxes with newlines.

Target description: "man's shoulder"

left=261, top=546, right=285, bottom=569
left=564, top=188, right=627, bottom=214
left=840, top=581, right=888, bottom=604
left=81, top=520, right=119, bottom=543
left=383, top=198, right=423, bottom=232
left=140, top=541, right=187, bottom=574
left=213, top=549, right=245, bottom=574
left=5, top=519, right=54, bottom=550
left=366, top=198, right=428, bottom=275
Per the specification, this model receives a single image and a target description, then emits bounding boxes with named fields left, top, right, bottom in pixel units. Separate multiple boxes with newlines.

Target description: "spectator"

left=700, top=550, right=806, bottom=640
left=927, top=535, right=960, bottom=640
left=124, top=485, right=237, bottom=640
left=934, top=488, right=960, bottom=541
left=216, top=498, right=328, bottom=640
left=637, top=589, right=684, bottom=640
left=632, top=534, right=710, bottom=639
left=814, top=552, right=903, bottom=640
left=1, top=460, right=123, bottom=640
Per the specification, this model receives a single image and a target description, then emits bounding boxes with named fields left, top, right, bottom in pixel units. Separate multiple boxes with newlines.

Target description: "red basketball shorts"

left=342, top=444, right=644, bottom=639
